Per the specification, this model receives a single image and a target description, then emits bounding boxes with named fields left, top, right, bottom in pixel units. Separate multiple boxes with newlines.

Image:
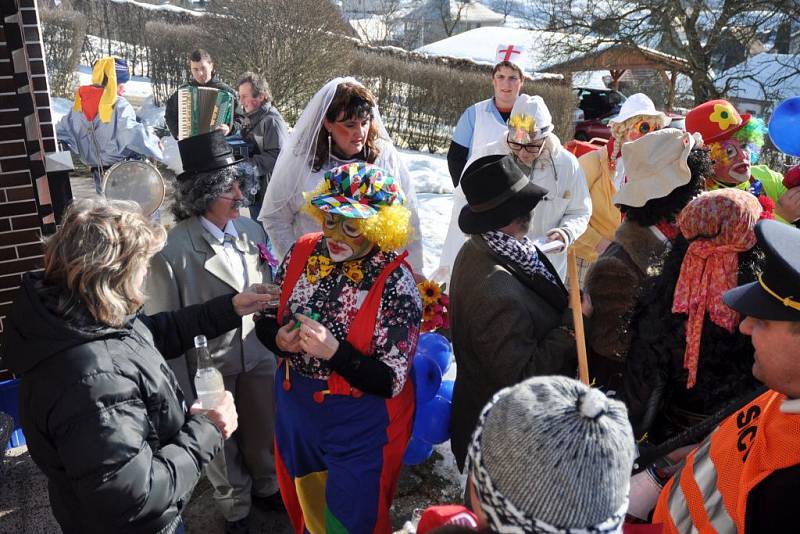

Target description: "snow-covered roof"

left=716, top=53, right=800, bottom=103
left=405, top=0, right=504, bottom=24
left=109, top=0, right=204, bottom=16
left=415, top=26, right=581, bottom=75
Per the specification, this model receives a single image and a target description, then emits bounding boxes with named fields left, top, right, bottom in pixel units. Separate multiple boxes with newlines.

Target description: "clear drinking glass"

left=248, top=282, right=281, bottom=308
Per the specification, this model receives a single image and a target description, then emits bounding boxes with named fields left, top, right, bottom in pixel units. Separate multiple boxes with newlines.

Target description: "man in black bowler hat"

left=145, top=130, right=283, bottom=533
left=651, top=219, right=800, bottom=532
left=448, top=154, right=579, bottom=473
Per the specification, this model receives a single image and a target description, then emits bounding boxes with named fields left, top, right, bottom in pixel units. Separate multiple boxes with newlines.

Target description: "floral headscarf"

left=672, top=188, right=762, bottom=388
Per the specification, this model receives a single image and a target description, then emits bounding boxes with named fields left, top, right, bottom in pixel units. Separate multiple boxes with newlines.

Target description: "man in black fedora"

left=448, top=154, right=579, bottom=473
left=649, top=219, right=800, bottom=532
left=145, top=131, right=283, bottom=533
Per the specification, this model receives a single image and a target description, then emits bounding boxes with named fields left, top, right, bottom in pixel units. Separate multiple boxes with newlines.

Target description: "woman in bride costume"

left=259, top=77, right=424, bottom=273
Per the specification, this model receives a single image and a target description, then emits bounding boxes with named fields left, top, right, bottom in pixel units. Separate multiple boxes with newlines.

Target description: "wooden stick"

left=567, top=247, right=590, bottom=385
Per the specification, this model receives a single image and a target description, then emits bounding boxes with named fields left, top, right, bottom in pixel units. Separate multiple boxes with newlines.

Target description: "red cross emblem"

left=499, top=45, right=522, bottom=61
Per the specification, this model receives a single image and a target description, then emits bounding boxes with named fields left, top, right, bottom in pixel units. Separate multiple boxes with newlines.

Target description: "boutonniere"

left=257, top=243, right=279, bottom=269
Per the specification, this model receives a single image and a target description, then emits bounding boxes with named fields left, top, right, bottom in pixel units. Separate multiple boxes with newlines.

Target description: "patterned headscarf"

left=672, top=188, right=762, bottom=388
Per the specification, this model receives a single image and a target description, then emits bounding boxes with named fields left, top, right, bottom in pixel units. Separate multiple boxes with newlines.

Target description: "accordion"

left=177, top=86, right=234, bottom=140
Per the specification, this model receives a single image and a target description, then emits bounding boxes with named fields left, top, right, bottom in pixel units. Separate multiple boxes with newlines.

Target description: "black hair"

left=621, top=147, right=712, bottom=226
left=189, top=49, right=212, bottom=63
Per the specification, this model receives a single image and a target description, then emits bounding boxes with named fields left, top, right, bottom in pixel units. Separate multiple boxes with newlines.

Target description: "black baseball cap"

left=723, top=219, right=800, bottom=321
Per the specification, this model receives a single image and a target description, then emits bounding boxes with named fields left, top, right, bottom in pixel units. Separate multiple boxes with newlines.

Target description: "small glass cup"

left=248, top=282, right=281, bottom=308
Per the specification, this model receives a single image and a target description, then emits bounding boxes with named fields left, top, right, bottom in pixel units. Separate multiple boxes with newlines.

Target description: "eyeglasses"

left=507, top=138, right=544, bottom=154
left=633, top=119, right=662, bottom=136
left=323, top=214, right=363, bottom=238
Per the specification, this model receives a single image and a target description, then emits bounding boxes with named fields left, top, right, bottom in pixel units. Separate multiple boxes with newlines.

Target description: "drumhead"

left=102, top=160, right=166, bottom=216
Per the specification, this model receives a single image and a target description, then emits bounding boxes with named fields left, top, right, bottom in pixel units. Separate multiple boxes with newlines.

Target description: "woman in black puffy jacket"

left=3, top=199, right=268, bottom=534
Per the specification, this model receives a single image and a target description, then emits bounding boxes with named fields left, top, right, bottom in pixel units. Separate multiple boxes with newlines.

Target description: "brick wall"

left=0, top=0, right=66, bottom=375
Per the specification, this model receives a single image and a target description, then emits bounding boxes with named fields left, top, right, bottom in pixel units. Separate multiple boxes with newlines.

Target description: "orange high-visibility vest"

left=653, top=389, right=800, bottom=533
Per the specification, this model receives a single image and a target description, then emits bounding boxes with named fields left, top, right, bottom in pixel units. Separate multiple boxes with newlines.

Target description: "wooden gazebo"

left=542, top=44, right=692, bottom=111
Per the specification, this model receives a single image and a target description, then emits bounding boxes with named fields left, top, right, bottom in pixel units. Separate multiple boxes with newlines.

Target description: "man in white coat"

left=441, top=95, right=592, bottom=281
left=446, top=45, right=527, bottom=187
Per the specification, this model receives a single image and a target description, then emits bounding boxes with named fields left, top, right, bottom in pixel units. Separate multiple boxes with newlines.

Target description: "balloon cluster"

left=403, top=333, right=455, bottom=465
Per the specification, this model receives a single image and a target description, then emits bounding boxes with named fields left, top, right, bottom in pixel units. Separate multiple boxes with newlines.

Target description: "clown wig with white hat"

left=608, top=93, right=670, bottom=161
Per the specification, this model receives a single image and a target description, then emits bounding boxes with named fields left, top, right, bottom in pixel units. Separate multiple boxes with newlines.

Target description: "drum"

left=102, top=160, right=166, bottom=216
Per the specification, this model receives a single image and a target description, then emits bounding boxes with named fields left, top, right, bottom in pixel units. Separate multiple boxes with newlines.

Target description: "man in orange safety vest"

left=652, top=219, right=800, bottom=533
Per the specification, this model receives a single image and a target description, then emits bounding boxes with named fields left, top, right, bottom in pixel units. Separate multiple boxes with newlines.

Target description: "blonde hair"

left=609, top=115, right=645, bottom=161
left=43, top=198, right=167, bottom=327
left=303, top=181, right=413, bottom=252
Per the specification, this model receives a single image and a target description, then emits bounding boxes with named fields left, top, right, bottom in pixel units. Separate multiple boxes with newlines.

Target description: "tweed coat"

left=448, top=235, right=578, bottom=471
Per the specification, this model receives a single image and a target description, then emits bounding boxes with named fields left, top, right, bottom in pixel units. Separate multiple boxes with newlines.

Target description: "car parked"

left=574, top=109, right=685, bottom=142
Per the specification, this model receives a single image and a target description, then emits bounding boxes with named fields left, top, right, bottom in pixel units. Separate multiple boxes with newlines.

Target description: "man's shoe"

left=251, top=490, right=286, bottom=513
left=225, top=517, right=250, bottom=534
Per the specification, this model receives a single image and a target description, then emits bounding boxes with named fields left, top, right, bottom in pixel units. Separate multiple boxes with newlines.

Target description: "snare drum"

left=102, top=160, right=166, bottom=216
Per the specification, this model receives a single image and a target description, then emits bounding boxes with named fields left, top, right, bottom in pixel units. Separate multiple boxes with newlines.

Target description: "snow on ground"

left=51, top=96, right=72, bottom=124
left=397, top=150, right=453, bottom=277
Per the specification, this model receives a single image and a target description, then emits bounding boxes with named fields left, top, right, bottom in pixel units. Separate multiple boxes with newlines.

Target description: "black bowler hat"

left=458, top=154, right=548, bottom=234
left=723, top=219, right=800, bottom=321
left=176, top=131, right=242, bottom=182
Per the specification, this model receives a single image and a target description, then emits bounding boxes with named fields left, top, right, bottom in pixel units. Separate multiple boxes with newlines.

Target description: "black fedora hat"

left=723, top=219, right=800, bottom=321
left=176, top=131, right=242, bottom=182
left=458, top=154, right=548, bottom=234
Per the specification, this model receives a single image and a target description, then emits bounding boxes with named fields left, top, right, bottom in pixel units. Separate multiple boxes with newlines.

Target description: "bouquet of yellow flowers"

left=417, top=279, right=449, bottom=332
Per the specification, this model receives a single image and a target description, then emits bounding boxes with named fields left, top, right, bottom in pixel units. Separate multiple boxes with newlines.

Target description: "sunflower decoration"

left=418, top=280, right=442, bottom=305
left=417, top=279, right=449, bottom=332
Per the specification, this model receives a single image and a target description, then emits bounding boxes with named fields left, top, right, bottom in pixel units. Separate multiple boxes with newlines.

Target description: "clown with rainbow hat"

left=254, top=161, right=422, bottom=534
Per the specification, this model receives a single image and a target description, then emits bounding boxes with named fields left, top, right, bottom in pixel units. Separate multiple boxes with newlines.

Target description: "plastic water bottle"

left=193, top=335, right=225, bottom=409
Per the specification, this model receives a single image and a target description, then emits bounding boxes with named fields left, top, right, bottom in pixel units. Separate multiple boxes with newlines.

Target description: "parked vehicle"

left=574, top=109, right=685, bottom=142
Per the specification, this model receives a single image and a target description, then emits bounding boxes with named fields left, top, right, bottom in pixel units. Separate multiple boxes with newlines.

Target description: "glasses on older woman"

left=507, top=137, right=544, bottom=153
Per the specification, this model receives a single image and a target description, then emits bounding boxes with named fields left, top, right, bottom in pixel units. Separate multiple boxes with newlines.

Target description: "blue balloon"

left=414, top=395, right=452, bottom=445
left=403, top=436, right=433, bottom=465
left=769, top=97, right=800, bottom=157
left=412, top=354, right=442, bottom=404
left=437, top=379, right=454, bottom=402
left=416, top=333, right=453, bottom=374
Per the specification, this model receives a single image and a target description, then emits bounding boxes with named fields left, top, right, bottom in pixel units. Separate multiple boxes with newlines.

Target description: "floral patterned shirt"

left=276, top=238, right=422, bottom=397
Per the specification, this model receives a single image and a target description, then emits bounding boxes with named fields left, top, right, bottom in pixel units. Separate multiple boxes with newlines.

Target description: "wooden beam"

left=666, top=69, right=677, bottom=113
left=610, top=69, right=626, bottom=91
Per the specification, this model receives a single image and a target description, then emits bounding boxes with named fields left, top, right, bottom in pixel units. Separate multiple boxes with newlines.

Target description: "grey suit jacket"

left=448, top=235, right=577, bottom=471
left=145, top=215, right=276, bottom=387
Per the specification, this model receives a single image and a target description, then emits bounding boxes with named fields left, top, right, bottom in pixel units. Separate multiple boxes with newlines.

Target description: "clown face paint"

left=323, top=213, right=374, bottom=262
left=710, top=139, right=751, bottom=185
left=626, top=117, right=664, bottom=142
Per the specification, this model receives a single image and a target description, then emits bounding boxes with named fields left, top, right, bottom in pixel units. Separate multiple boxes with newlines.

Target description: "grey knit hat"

left=467, top=376, right=635, bottom=533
